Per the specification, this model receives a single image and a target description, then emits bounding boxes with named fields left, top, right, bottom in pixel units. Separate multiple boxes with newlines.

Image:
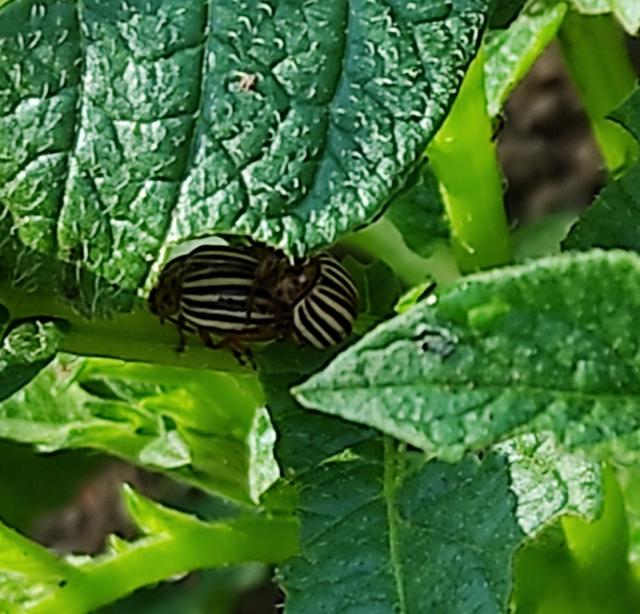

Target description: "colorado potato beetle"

left=149, top=241, right=359, bottom=361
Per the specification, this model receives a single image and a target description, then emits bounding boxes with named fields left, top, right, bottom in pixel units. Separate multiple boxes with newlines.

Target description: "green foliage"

left=1, top=0, right=640, bottom=612
left=513, top=467, right=640, bottom=613
left=261, top=341, right=602, bottom=613
left=0, top=0, right=489, bottom=283
left=571, top=0, right=640, bottom=34
left=295, top=251, right=640, bottom=459
left=0, top=355, right=276, bottom=503
left=0, top=486, right=297, bottom=613
left=0, top=320, right=64, bottom=402
left=280, top=436, right=600, bottom=613
left=384, top=163, right=450, bottom=259
left=564, top=87, right=640, bottom=251
left=484, top=0, right=568, bottom=118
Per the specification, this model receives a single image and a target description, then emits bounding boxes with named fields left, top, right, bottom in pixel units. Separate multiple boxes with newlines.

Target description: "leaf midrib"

left=383, top=437, right=407, bottom=614
left=299, top=380, right=640, bottom=403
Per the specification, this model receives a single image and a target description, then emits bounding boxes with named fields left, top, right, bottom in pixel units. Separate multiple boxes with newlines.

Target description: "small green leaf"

left=394, top=280, right=437, bottom=314
left=279, top=435, right=600, bottom=613
left=0, top=320, right=64, bottom=402
left=384, top=162, right=450, bottom=258
left=563, top=88, right=640, bottom=252
left=294, top=250, right=640, bottom=459
left=484, top=0, right=568, bottom=117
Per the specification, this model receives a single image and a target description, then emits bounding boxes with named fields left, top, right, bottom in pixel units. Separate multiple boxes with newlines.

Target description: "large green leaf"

left=294, top=250, right=640, bottom=459
left=0, top=354, right=277, bottom=503
left=279, top=435, right=600, bottom=613
left=563, top=88, right=640, bottom=252
left=259, top=340, right=602, bottom=613
left=0, top=0, right=490, bottom=296
left=0, top=486, right=297, bottom=614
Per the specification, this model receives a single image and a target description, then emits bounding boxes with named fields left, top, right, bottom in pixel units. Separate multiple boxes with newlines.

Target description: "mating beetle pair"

left=148, top=240, right=359, bottom=363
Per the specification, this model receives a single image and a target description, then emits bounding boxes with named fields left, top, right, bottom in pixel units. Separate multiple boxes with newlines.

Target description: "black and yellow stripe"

left=150, top=244, right=359, bottom=352
left=150, top=244, right=286, bottom=343
left=292, top=254, right=358, bottom=348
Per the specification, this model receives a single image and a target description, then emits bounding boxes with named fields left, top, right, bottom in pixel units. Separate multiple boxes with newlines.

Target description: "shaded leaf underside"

left=563, top=87, right=640, bottom=252
left=0, top=355, right=273, bottom=503
left=0, top=0, right=488, bottom=293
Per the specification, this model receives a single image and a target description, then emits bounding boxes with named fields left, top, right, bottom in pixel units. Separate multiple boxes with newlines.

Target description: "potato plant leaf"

left=0, top=355, right=277, bottom=503
left=0, top=0, right=490, bottom=298
left=295, top=250, right=640, bottom=459
left=610, top=87, right=640, bottom=142
left=0, top=319, right=64, bottom=402
left=512, top=467, right=637, bottom=613
left=259, top=343, right=377, bottom=475
left=0, top=486, right=298, bottom=614
left=484, top=0, right=568, bottom=118
left=563, top=87, right=640, bottom=252
left=260, top=341, right=601, bottom=613
left=384, top=162, right=450, bottom=258
left=563, top=164, right=640, bottom=252
left=279, top=435, right=600, bottom=613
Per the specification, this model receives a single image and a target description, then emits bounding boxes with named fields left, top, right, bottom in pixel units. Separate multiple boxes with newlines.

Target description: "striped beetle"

left=252, top=250, right=359, bottom=349
left=149, top=244, right=289, bottom=363
left=149, top=241, right=359, bottom=362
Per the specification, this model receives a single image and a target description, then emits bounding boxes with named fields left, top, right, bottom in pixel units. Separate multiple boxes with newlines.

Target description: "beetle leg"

left=196, top=331, right=256, bottom=368
left=224, top=337, right=256, bottom=369
left=197, top=327, right=216, bottom=349
left=175, top=315, right=187, bottom=353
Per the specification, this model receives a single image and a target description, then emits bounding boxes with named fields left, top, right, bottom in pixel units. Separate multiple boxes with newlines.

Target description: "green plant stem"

left=558, top=12, right=638, bottom=173
left=0, top=285, right=250, bottom=373
left=26, top=516, right=299, bottom=614
left=427, top=48, right=512, bottom=272
left=561, top=465, right=640, bottom=606
left=343, top=218, right=460, bottom=287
